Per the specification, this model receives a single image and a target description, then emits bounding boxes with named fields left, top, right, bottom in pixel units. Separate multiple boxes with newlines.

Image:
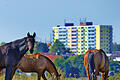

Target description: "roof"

left=46, top=55, right=62, bottom=62
left=39, top=52, right=62, bottom=62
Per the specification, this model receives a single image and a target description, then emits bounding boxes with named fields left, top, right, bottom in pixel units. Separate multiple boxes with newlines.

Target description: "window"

left=81, top=30, right=84, bottom=32
left=88, top=27, right=91, bottom=29
left=81, top=27, right=84, bottom=29
left=81, top=37, right=84, bottom=39
left=72, top=45, right=76, bottom=46
left=72, top=34, right=76, bottom=36
left=81, top=34, right=84, bottom=36
left=72, top=38, right=76, bottom=39
left=72, top=31, right=76, bottom=33
left=72, top=41, right=76, bottom=43
left=72, top=27, right=77, bottom=29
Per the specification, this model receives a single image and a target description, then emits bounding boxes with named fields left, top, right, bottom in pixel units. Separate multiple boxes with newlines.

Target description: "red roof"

left=38, top=52, right=62, bottom=62
left=46, top=55, right=62, bottom=62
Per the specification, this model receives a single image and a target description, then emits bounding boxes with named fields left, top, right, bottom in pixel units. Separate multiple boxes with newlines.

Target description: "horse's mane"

left=12, top=37, right=27, bottom=43
left=1, top=37, right=27, bottom=47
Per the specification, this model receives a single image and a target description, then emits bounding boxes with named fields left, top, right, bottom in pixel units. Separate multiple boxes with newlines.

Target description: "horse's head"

left=26, top=32, right=36, bottom=54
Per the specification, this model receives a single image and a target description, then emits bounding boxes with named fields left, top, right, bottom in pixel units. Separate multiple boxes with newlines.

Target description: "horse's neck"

left=47, top=61, right=58, bottom=77
left=17, top=38, right=28, bottom=54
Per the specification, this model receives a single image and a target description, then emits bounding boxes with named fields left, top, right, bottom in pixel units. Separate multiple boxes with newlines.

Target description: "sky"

left=0, top=0, right=120, bottom=43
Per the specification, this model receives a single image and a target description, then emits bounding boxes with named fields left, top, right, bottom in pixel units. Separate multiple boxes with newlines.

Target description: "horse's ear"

left=27, top=32, right=30, bottom=37
left=33, top=32, right=36, bottom=38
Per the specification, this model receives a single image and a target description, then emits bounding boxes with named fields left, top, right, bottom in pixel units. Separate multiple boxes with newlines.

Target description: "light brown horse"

left=16, top=53, right=61, bottom=80
left=84, top=49, right=109, bottom=80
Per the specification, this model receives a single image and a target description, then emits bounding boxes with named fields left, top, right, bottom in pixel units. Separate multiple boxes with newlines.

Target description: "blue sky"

left=0, top=0, right=120, bottom=43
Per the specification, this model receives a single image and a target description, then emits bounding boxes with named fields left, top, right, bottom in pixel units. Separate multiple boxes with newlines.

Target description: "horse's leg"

left=5, top=65, right=15, bottom=80
left=101, top=70, right=109, bottom=80
left=85, top=66, right=90, bottom=80
left=42, top=74, right=47, bottom=80
left=104, top=70, right=109, bottom=80
left=101, top=73, right=104, bottom=80
left=0, top=68, right=4, bottom=80
left=0, top=68, right=4, bottom=75
left=38, top=73, right=42, bottom=80
left=94, top=70, right=99, bottom=80
left=10, top=67, right=17, bottom=80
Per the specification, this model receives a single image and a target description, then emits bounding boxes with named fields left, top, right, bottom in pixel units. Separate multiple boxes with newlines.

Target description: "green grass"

left=0, top=70, right=120, bottom=80
left=1, top=74, right=120, bottom=80
left=0, top=74, right=87, bottom=80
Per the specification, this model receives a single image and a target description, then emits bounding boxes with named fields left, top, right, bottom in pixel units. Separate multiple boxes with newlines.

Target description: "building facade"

left=53, top=22, right=113, bottom=55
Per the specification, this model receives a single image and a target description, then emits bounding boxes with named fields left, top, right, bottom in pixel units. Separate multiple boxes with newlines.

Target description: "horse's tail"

left=88, top=52, right=95, bottom=79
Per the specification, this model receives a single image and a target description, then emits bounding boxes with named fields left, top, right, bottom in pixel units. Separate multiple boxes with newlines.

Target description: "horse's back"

left=85, top=49, right=108, bottom=71
left=84, top=49, right=106, bottom=69
left=19, top=53, right=48, bottom=72
left=84, top=49, right=99, bottom=65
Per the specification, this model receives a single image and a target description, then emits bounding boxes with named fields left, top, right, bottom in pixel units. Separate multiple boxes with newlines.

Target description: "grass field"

left=1, top=74, right=120, bottom=80
left=0, top=74, right=88, bottom=80
left=0, top=71, right=120, bottom=80
left=0, top=68, right=88, bottom=80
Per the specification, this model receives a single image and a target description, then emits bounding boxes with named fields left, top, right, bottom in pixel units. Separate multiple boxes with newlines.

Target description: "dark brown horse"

left=0, top=32, right=36, bottom=80
left=84, top=49, right=109, bottom=80
left=16, top=53, right=61, bottom=80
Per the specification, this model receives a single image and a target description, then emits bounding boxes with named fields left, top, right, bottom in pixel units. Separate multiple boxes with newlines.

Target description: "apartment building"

left=53, top=22, right=113, bottom=55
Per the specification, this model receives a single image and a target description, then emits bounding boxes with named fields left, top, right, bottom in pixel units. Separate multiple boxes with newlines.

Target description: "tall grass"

left=0, top=70, right=87, bottom=80
left=1, top=74, right=119, bottom=80
left=0, top=74, right=87, bottom=80
left=1, top=69, right=119, bottom=80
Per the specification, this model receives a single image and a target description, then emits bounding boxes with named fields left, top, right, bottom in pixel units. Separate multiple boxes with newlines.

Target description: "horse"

left=16, top=53, right=61, bottom=80
left=0, top=32, right=36, bottom=80
left=84, top=49, right=109, bottom=80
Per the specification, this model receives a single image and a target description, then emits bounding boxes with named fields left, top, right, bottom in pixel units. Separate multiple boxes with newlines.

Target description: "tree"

left=54, top=55, right=86, bottom=78
left=65, top=48, right=71, bottom=54
left=34, top=42, right=49, bottom=53
left=113, top=43, right=120, bottom=51
left=109, top=60, right=120, bottom=74
left=0, top=42, right=6, bottom=46
left=49, top=39, right=66, bottom=55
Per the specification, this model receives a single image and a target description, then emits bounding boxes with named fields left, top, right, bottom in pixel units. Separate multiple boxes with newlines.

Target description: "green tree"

left=54, top=55, right=86, bottom=78
left=54, top=57, right=65, bottom=69
left=49, top=39, right=66, bottom=55
left=0, top=42, right=6, bottom=46
left=113, top=43, right=120, bottom=51
left=27, top=42, right=49, bottom=54
left=109, top=60, right=120, bottom=74
left=34, top=42, right=49, bottom=53
left=66, top=48, right=71, bottom=54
